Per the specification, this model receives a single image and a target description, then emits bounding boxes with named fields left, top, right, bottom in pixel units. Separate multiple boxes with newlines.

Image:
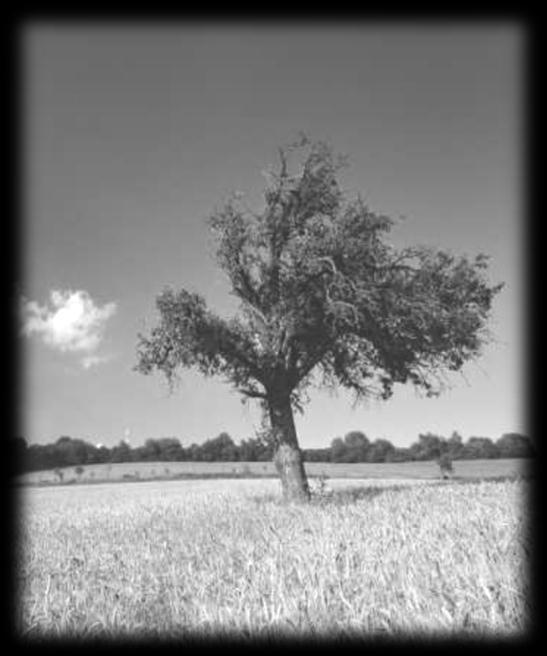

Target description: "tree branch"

left=238, top=386, right=268, bottom=399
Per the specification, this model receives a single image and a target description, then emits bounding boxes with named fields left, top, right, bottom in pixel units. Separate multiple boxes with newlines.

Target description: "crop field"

left=18, top=457, right=531, bottom=487
left=17, top=475, right=531, bottom=641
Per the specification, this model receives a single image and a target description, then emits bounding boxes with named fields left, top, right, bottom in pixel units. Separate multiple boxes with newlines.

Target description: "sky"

left=20, top=22, right=525, bottom=449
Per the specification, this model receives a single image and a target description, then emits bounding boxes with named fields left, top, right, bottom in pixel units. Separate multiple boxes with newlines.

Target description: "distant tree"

left=437, top=452, right=454, bottom=479
left=156, top=437, right=185, bottom=461
left=496, top=433, right=534, bottom=458
left=136, top=136, right=503, bottom=501
left=252, top=431, right=275, bottom=461
left=54, top=468, right=64, bottom=483
left=198, top=439, right=216, bottom=462
left=141, top=438, right=161, bottom=461
left=368, top=438, right=395, bottom=463
left=27, top=443, right=59, bottom=471
left=343, top=431, right=370, bottom=462
left=303, top=447, right=331, bottom=462
left=238, top=437, right=258, bottom=462
left=96, top=445, right=112, bottom=464
left=75, top=465, right=84, bottom=481
left=201, top=432, right=238, bottom=461
left=111, top=440, right=132, bottom=463
left=390, top=447, right=411, bottom=463
left=464, top=436, right=499, bottom=459
left=330, top=437, right=347, bottom=463
left=54, top=436, right=83, bottom=466
left=417, top=433, right=444, bottom=461
left=446, top=430, right=464, bottom=460
left=186, top=443, right=202, bottom=461
left=83, top=441, right=102, bottom=465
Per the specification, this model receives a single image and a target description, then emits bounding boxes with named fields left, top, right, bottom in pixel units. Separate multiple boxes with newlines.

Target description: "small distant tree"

left=111, top=440, right=132, bottom=463
left=368, top=438, right=396, bottom=463
left=155, top=437, right=184, bottom=461
left=136, top=136, right=503, bottom=502
left=74, top=465, right=84, bottom=481
left=54, top=468, right=64, bottom=483
left=391, top=447, right=412, bottom=462
left=464, top=436, right=499, bottom=459
left=330, top=437, right=346, bottom=463
left=343, top=431, right=370, bottom=462
left=446, top=430, right=464, bottom=460
left=437, top=452, right=454, bottom=479
left=413, top=433, right=443, bottom=461
left=55, top=436, right=88, bottom=467
left=496, top=433, right=534, bottom=458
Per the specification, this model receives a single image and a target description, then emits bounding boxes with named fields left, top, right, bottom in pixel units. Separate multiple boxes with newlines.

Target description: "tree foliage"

left=136, top=135, right=503, bottom=413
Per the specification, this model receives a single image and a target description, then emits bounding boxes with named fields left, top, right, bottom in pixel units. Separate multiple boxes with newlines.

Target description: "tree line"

left=12, top=430, right=533, bottom=475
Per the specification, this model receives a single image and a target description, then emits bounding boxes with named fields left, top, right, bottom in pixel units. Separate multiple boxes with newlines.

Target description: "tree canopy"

left=136, top=136, right=502, bottom=407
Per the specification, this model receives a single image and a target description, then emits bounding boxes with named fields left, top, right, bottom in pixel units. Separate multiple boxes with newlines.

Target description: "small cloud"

left=81, top=354, right=112, bottom=370
left=21, top=289, right=117, bottom=368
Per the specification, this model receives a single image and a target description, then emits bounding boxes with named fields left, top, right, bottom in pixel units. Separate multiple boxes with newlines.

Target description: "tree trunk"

left=268, top=391, right=310, bottom=502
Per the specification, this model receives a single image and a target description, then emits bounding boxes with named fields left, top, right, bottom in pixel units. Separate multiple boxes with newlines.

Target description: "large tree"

left=135, top=136, right=503, bottom=502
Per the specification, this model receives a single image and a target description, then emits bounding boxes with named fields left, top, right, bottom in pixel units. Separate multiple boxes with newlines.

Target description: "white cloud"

left=81, top=354, right=112, bottom=370
left=21, top=289, right=117, bottom=367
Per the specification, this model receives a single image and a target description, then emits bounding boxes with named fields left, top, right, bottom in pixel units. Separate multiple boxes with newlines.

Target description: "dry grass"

left=17, top=477, right=530, bottom=641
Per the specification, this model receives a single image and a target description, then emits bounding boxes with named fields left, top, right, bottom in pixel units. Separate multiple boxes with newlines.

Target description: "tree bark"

left=268, top=390, right=310, bottom=502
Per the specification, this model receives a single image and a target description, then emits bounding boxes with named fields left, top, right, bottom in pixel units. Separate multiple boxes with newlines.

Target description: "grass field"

left=17, top=457, right=532, bottom=487
left=17, top=475, right=531, bottom=640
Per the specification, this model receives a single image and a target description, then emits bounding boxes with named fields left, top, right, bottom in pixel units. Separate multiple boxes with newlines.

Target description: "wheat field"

left=17, top=476, right=530, bottom=641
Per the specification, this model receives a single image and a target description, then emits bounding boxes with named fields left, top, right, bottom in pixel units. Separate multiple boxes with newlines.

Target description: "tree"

left=111, top=440, right=132, bottom=463
left=368, top=438, right=395, bottom=463
left=437, top=452, right=454, bottom=479
left=141, top=438, right=161, bottom=461
left=156, top=437, right=185, bottom=461
left=413, top=433, right=443, bottom=461
left=83, top=441, right=102, bottom=465
left=446, top=430, right=464, bottom=460
left=238, top=434, right=274, bottom=461
left=390, top=447, right=411, bottom=463
left=343, top=431, right=370, bottom=462
left=464, top=436, right=499, bottom=459
left=201, top=432, right=238, bottom=461
left=55, top=436, right=88, bottom=467
left=495, top=433, right=534, bottom=458
left=135, top=136, right=503, bottom=502
left=330, top=437, right=346, bottom=463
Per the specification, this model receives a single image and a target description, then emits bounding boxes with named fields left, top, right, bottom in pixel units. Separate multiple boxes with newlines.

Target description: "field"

left=18, top=457, right=532, bottom=487
left=17, top=471, right=531, bottom=641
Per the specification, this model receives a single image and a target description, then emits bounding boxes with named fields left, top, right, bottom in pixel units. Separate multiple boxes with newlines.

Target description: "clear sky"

left=20, top=22, right=525, bottom=449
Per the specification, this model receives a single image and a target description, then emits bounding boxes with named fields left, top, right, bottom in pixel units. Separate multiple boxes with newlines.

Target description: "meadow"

left=18, top=457, right=531, bottom=486
left=17, top=473, right=531, bottom=641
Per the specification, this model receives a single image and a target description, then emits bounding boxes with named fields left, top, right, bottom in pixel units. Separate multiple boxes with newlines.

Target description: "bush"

left=438, top=453, right=454, bottom=479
